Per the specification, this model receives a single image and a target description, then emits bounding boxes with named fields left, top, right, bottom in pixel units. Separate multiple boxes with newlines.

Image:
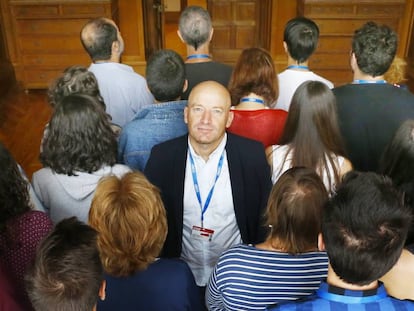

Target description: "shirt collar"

left=188, top=133, right=227, bottom=162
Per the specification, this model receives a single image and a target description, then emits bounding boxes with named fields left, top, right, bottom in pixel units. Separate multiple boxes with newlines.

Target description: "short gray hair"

left=179, top=6, right=212, bottom=50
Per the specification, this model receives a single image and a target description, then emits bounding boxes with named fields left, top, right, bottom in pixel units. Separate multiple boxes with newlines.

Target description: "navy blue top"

left=266, top=282, right=414, bottom=310
left=97, top=258, right=202, bottom=311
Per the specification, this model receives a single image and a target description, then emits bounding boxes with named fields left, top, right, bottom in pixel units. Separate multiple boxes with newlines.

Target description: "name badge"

left=191, top=225, right=214, bottom=241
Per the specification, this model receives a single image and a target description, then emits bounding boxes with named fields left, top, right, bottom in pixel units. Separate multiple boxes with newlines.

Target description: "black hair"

left=284, top=17, right=319, bottom=63
left=146, top=49, right=185, bottom=102
left=323, top=171, right=411, bottom=285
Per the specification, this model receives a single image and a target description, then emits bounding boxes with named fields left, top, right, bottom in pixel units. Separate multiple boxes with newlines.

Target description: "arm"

left=265, top=145, right=274, bottom=171
left=339, top=157, right=353, bottom=177
left=206, top=265, right=225, bottom=311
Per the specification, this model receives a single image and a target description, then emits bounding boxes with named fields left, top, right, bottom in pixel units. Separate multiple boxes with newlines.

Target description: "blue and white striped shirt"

left=206, top=244, right=328, bottom=311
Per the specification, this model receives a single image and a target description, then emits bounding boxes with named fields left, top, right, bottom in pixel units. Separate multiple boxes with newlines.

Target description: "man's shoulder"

left=89, top=62, right=145, bottom=81
left=151, top=134, right=187, bottom=152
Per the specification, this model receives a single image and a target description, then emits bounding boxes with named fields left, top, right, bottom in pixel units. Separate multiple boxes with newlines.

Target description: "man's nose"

left=201, top=110, right=212, bottom=124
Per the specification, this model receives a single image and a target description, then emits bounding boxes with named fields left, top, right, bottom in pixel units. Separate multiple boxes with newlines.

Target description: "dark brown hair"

left=277, top=81, right=346, bottom=193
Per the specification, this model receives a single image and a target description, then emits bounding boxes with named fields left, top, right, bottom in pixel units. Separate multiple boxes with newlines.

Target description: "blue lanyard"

left=240, top=97, right=265, bottom=104
left=189, top=150, right=225, bottom=227
left=353, top=79, right=387, bottom=84
left=186, top=54, right=211, bottom=60
left=287, top=65, right=309, bottom=70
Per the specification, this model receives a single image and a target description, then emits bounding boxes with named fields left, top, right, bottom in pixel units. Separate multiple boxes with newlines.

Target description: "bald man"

left=145, top=81, right=272, bottom=290
left=80, top=18, right=153, bottom=127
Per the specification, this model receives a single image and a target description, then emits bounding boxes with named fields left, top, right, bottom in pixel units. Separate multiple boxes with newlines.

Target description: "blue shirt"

left=118, top=100, right=188, bottom=171
left=207, top=244, right=328, bottom=311
left=267, top=282, right=414, bottom=311
left=97, top=258, right=202, bottom=311
left=89, top=62, right=154, bottom=127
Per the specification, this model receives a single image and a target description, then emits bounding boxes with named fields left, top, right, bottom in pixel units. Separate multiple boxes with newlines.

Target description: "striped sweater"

left=206, top=244, right=328, bottom=311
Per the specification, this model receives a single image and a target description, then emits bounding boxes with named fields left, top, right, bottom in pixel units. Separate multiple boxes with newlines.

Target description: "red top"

left=228, top=109, right=288, bottom=147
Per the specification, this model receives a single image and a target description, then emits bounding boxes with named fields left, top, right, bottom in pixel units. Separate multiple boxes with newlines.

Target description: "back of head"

left=40, top=94, right=117, bottom=175
left=47, top=65, right=105, bottom=109
left=80, top=18, right=118, bottom=62
left=352, top=21, right=397, bottom=76
left=228, top=47, right=278, bottom=106
left=0, top=142, right=30, bottom=228
left=146, top=49, right=185, bottom=102
left=89, top=172, right=167, bottom=277
left=26, top=217, right=103, bottom=311
left=323, top=171, right=411, bottom=285
left=284, top=17, right=319, bottom=63
left=279, top=81, right=345, bottom=192
left=265, top=167, right=328, bottom=254
left=179, top=6, right=212, bottom=50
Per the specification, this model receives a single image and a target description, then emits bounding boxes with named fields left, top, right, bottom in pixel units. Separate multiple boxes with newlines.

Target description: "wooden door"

left=143, top=0, right=165, bottom=59
left=0, top=1, right=15, bottom=96
left=207, top=0, right=272, bottom=65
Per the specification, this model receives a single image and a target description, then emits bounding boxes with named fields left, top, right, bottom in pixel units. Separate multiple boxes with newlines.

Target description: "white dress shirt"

left=182, top=134, right=242, bottom=286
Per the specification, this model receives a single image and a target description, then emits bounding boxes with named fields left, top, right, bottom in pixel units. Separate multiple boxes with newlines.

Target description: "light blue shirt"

left=89, top=62, right=154, bottom=127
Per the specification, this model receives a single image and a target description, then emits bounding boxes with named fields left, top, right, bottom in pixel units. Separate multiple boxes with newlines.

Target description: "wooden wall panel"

left=117, top=0, right=147, bottom=75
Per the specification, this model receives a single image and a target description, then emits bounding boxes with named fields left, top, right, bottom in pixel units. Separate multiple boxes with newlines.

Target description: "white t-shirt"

left=274, top=69, right=334, bottom=111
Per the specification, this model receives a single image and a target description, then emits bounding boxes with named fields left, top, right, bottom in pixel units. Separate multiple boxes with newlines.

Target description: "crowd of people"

left=1, top=5, right=414, bottom=311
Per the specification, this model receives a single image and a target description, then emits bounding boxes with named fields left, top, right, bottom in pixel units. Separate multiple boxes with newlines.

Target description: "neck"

left=189, top=135, right=224, bottom=162
left=287, top=56, right=309, bottom=70
left=353, top=71, right=385, bottom=83
left=186, top=43, right=211, bottom=63
left=255, top=238, right=285, bottom=252
left=94, top=54, right=120, bottom=64
left=235, top=93, right=267, bottom=110
left=327, top=264, right=378, bottom=291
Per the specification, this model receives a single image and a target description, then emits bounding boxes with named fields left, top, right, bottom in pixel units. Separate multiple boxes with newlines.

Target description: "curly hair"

left=352, top=21, right=397, bottom=77
left=89, top=172, right=167, bottom=277
left=47, top=65, right=105, bottom=110
left=40, top=94, right=117, bottom=175
left=0, top=142, right=30, bottom=230
left=228, top=47, right=278, bottom=107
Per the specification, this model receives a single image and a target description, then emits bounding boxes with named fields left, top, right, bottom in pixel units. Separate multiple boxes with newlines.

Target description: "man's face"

left=184, top=82, right=233, bottom=150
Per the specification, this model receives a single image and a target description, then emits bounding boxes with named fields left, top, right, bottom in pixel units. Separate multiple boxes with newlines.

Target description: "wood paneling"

left=1, top=0, right=116, bottom=89
left=207, top=0, right=272, bottom=65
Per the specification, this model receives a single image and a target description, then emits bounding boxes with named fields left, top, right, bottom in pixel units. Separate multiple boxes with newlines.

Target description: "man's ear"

left=283, top=41, right=288, bottom=53
left=112, top=40, right=120, bottom=54
left=318, top=233, right=325, bottom=251
left=208, top=28, right=214, bottom=42
left=177, top=30, right=185, bottom=43
left=99, top=280, right=106, bottom=301
left=184, top=106, right=189, bottom=124
left=182, top=79, right=188, bottom=93
left=226, top=110, right=234, bottom=128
